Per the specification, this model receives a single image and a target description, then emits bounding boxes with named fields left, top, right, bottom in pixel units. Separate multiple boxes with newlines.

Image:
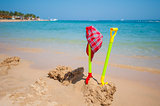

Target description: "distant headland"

left=0, top=10, right=49, bottom=22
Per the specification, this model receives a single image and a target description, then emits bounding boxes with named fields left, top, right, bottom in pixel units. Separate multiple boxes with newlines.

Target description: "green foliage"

left=24, top=14, right=36, bottom=18
left=0, top=10, right=39, bottom=19
left=10, top=11, right=14, bottom=16
left=0, top=10, right=10, bottom=16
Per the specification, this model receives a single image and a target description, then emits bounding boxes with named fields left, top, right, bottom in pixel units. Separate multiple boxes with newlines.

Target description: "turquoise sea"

left=1, top=20, right=160, bottom=87
left=0, top=20, right=160, bottom=57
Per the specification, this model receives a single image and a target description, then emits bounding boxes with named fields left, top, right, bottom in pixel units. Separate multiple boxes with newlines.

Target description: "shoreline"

left=0, top=43, right=160, bottom=90
left=0, top=42, right=160, bottom=75
left=0, top=19, right=49, bottom=22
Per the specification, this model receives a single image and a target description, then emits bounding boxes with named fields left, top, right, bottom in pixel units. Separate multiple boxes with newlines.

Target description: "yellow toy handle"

left=110, top=28, right=118, bottom=43
left=111, top=28, right=118, bottom=31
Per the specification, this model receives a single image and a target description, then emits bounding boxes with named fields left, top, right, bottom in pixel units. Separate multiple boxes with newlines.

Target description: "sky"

left=0, top=0, right=160, bottom=20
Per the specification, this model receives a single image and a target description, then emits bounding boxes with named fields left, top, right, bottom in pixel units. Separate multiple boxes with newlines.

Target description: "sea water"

left=0, top=20, right=160, bottom=71
left=0, top=20, right=160, bottom=57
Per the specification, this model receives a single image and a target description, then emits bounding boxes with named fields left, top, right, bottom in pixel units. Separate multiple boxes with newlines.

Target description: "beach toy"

left=101, top=28, right=118, bottom=86
left=85, top=44, right=92, bottom=84
left=85, top=26, right=103, bottom=84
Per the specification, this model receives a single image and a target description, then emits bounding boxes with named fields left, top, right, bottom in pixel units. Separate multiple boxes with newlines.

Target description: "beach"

left=0, top=53, right=159, bottom=106
left=0, top=19, right=49, bottom=22
left=0, top=20, right=160, bottom=106
left=0, top=19, right=33, bottom=22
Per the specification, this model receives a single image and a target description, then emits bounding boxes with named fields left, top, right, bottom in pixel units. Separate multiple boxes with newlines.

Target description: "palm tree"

left=14, top=11, right=18, bottom=16
left=0, top=10, right=40, bottom=20
left=10, top=11, right=14, bottom=16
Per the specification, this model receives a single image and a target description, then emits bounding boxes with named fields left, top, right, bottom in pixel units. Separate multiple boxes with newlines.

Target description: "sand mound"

left=9, top=78, right=57, bottom=106
left=82, top=78, right=116, bottom=106
left=48, top=66, right=116, bottom=106
left=0, top=57, right=20, bottom=76
left=0, top=56, right=20, bottom=66
left=48, top=66, right=84, bottom=85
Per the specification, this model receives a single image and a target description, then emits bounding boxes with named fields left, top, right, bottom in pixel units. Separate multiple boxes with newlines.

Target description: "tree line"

left=0, top=10, right=39, bottom=19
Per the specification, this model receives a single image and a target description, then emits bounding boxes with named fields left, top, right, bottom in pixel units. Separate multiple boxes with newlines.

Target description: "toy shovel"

left=101, top=28, right=118, bottom=86
left=85, top=44, right=92, bottom=84
left=85, top=26, right=103, bottom=84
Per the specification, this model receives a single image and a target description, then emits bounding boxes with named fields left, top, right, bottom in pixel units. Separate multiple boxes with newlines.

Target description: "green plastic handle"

left=88, top=44, right=92, bottom=73
left=102, top=42, right=113, bottom=76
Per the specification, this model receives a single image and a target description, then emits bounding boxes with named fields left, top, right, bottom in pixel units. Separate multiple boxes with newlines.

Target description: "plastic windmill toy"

left=85, top=26, right=118, bottom=86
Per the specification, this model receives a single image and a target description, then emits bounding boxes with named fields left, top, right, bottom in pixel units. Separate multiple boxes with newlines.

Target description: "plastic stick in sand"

left=85, top=44, right=92, bottom=84
left=88, top=44, right=92, bottom=74
left=101, top=28, right=118, bottom=86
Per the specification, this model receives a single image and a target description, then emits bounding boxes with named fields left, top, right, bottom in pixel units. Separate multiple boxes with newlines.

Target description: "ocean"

left=0, top=20, right=160, bottom=70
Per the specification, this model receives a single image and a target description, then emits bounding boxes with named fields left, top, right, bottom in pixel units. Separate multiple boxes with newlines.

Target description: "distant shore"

left=0, top=19, right=49, bottom=22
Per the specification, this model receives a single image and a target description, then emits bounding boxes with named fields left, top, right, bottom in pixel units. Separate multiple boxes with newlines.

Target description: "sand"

left=0, top=55, right=160, bottom=106
left=0, top=19, right=49, bottom=22
left=0, top=56, right=116, bottom=106
left=48, top=66, right=116, bottom=106
left=16, top=48, right=44, bottom=53
left=75, top=56, right=160, bottom=74
left=0, top=43, right=44, bottom=53
left=0, top=56, right=20, bottom=76
left=82, top=78, right=116, bottom=106
left=95, top=61, right=160, bottom=74
left=48, top=66, right=84, bottom=85
left=0, top=19, right=32, bottom=22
